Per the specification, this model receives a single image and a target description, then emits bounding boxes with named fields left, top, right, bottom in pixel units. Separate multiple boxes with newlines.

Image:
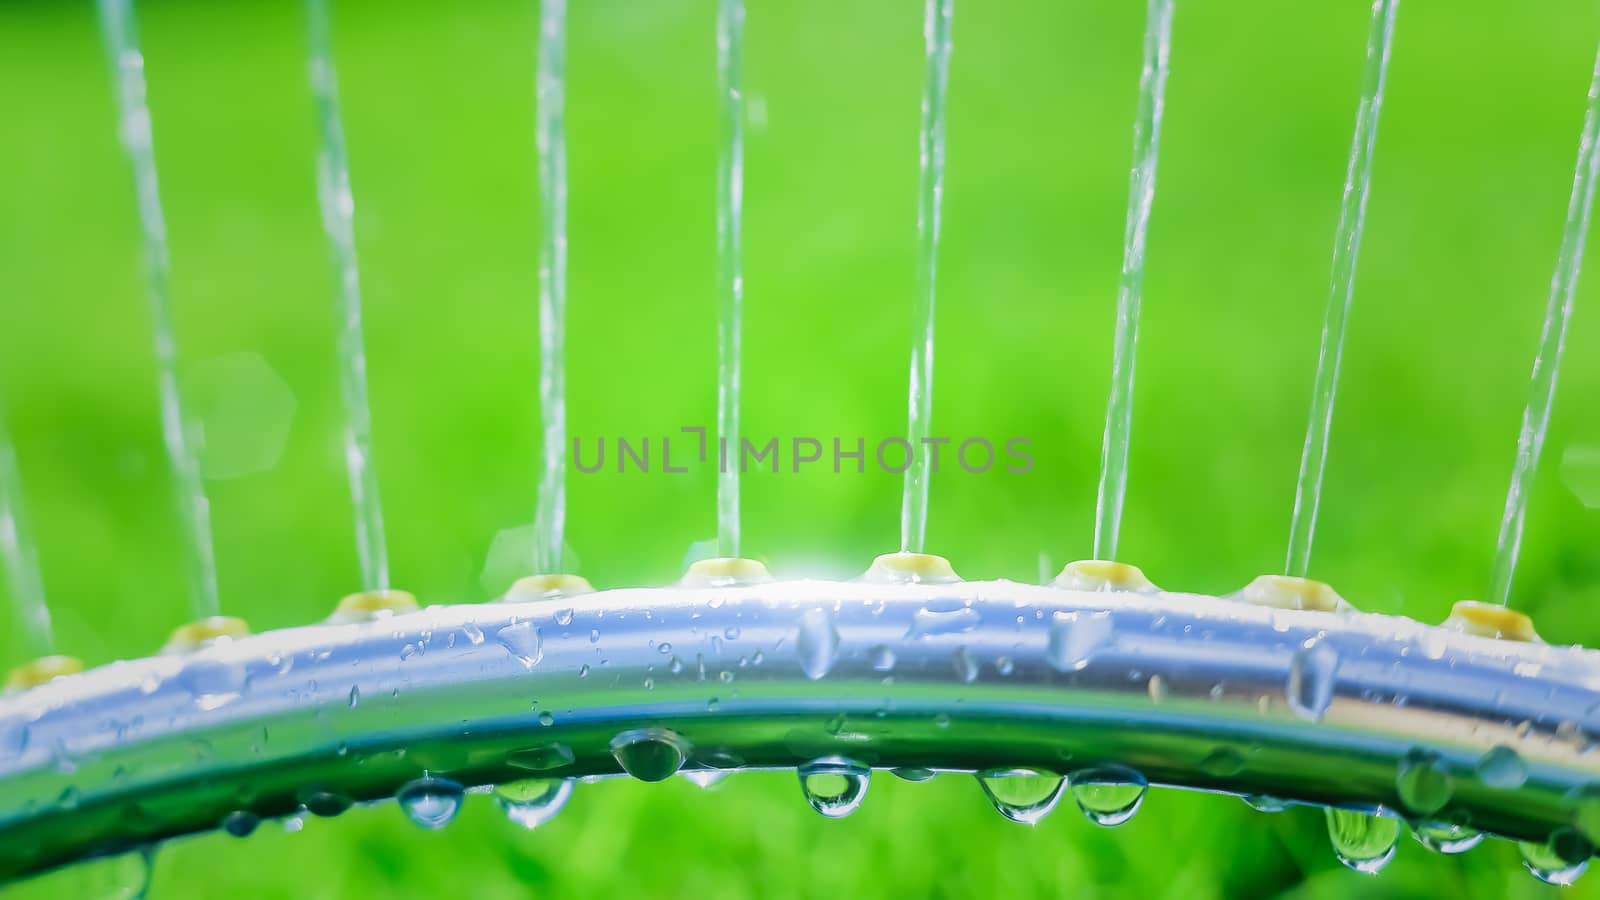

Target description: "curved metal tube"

left=1, top=579, right=1597, bottom=878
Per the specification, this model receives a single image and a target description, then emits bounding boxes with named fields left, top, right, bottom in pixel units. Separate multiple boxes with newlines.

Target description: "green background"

left=4, top=0, right=1600, bottom=896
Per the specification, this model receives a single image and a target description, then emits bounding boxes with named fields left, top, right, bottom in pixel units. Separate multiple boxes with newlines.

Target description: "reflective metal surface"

left=1, top=579, right=1597, bottom=878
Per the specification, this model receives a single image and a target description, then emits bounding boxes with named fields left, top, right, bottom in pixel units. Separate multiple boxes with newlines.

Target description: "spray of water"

left=1488, top=39, right=1600, bottom=607
left=0, top=403, right=52, bottom=656
left=1284, top=0, right=1400, bottom=579
left=715, top=0, right=746, bottom=559
left=899, top=0, right=954, bottom=555
left=532, top=0, right=571, bottom=575
left=98, top=0, right=221, bottom=620
left=307, top=0, right=390, bottom=592
left=1091, top=0, right=1175, bottom=563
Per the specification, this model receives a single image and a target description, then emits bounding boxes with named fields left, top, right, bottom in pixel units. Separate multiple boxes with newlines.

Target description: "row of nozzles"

left=1, top=551, right=1542, bottom=695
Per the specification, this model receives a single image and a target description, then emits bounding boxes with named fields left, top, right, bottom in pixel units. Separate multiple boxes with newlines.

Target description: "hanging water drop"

left=1520, top=832, right=1591, bottom=885
left=221, top=810, right=260, bottom=838
left=1242, top=795, right=1289, bottom=813
left=682, top=769, right=729, bottom=789
left=1395, top=748, right=1452, bottom=815
left=610, top=727, right=689, bottom=782
left=1414, top=821, right=1483, bottom=854
left=1324, top=808, right=1400, bottom=874
left=797, top=756, right=870, bottom=818
left=496, top=778, right=574, bottom=829
left=795, top=608, right=839, bottom=680
left=890, top=767, right=936, bottom=782
left=1069, top=767, right=1147, bottom=826
left=302, top=790, right=352, bottom=818
left=396, top=777, right=464, bottom=830
left=976, top=769, right=1065, bottom=825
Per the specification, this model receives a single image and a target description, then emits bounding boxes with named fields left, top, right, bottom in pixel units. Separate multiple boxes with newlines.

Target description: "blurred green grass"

left=2, top=0, right=1600, bottom=896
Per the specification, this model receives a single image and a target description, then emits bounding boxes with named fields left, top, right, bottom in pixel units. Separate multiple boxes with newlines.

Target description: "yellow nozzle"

left=1234, top=575, right=1349, bottom=612
left=1442, top=600, right=1542, bottom=643
left=502, top=574, right=594, bottom=603
left=327, top=590, right=418, bottom=625
left=4, top=655, right=84, bottom=694
left=1052, top=559, right=1159, bottom=593
left=680, top=558, right=773, bottom=588
left=862, top=552, right=961, bottom=585
left=163, top=616, right=252, bottom=654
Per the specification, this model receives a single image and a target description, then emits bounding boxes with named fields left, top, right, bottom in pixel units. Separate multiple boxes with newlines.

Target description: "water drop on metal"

left=1069, top=766, right=1147, bottom=826
left=496, top=778, right=574, bottom=829
left=610, top=728, right=689, bottom=782
left=976, top=769, right=1065, bottom=824
left=797, top=756, right=870, bottom=818
left=396, top=777, right=464, bottom=830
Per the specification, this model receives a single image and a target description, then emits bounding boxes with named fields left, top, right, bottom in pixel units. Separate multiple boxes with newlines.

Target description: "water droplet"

left=995, top=656, right=1015, bottom=676
left=724, top=626, right=741, bottom=640
left=1147, top=674, right=1167, bottom=704
left=1415, top=821, right=1483, bottom=854
left=508, top=743, right=575, bottom=772
left=177, top=659, right=248, bottom=710
left=796, top=609, right=839, bottom=680
left=706, top=698, right=721, bottom=712
left=396, top=778, right=463, bottom=830
left=0, top=718, right=29, bottom=758
left=537, top=711, right=555, bottom=727
left=1200, top=748, right=1245, bottom=778
left=682, top=770, right=729, bottom=789
left=1573, top=784, right=1600, bottom=845
left=1324, top=808, right=1400, bottom=873
left=1521, top=831, right=1592, bottom=885
left=869, top=645, right=896, bottom=671
left=221, top=810, right=260, bottom=837
left=1396, top=749, right=1453, bottom=815
left=555, top=608, right=574, bottom=626
left=496, top=622, right=544, bottom=669
left=977, top=769, right=1065, bottom=824
left=496, top=778, right=574, bottom=829
left=1476, top=745, right=1527, bottom=789
left=462, top=621, right=484, bottom=645
left=347, top=685, right=361, bottom=709
left=302, top=790, right=352, bottom=818
left=952, top=647, right=978, bottom=683
left=908, top=605, right=981, bottom=638
left=1287, top=640, right=1338, bottom=720
left=1242, top=795, right=1289, bottom=813
left=610, top=728, right=689, bottom=782
left=1069, top=767, right=1147, bottom=826
left=1047, top=611, right=1113, bottom=672
left=891, top=767, right=936, bottom=782
left=797, top=757, right=870, bottom=818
